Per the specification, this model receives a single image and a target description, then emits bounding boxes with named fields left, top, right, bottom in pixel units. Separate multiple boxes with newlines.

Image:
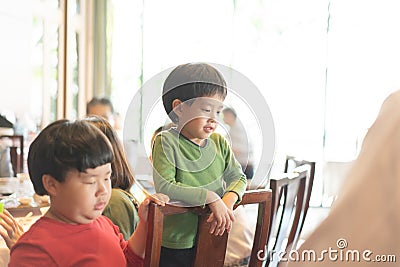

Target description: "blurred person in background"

left=86, top=97, right=122, bottom=132
left=222, top=107, right=254, bottom=179
left=0, top=142, right=13, bottom=177
left=84, top=116, right=142, bottom=240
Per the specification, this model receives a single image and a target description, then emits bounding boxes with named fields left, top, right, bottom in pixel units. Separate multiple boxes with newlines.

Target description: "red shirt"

left=9, top=216, right=143, bottom=267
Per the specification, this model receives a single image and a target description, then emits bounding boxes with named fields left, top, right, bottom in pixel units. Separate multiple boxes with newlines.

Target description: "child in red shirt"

left=9, top=119, right=168, bottom=267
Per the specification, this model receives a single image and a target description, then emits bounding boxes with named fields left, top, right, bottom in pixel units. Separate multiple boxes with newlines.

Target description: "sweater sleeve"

left=106, top=219, right=143, bottom=267
left=152, top=134, right=208, bottom=206
left=218, top=135, right=247, bottom=202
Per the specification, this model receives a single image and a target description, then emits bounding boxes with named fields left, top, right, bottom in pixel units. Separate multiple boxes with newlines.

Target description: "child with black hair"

left=152, top=63, right=247, bottom=266
left=84, top=115, right=142, bottom=240
left=9, top=119, right=168, bottom=266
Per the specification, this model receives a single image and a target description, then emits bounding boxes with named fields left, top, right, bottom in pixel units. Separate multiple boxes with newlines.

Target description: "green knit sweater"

left=152, top=129, right=247, bottom=249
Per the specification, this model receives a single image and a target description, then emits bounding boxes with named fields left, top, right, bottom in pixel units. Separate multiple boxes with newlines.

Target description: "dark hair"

left=86, top=97, right=114, bottom=114
left=162, top=63, right=227, bottom=123
left=28, top=119, right=114, bottom=195
left=84, top=115, right=135, bottom=190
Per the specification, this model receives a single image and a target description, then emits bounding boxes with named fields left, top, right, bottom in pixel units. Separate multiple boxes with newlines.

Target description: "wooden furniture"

left=0, top=135, right=24, bottom=175
left=144, top=189, right=272, bottom=267
left=267, top=168, right=308, bottom=267
left=283, top=156, right=316, bottom=251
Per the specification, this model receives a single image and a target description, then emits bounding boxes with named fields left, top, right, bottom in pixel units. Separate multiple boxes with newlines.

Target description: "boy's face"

left=177, top=95, right=224, bottom=146
left=50, top=163, right=112, bottom=224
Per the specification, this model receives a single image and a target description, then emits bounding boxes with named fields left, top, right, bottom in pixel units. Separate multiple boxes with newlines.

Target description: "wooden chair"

left=0, top=135, right=24, bottom=176
left=283, top=156, right=316, bottom=251
left=267, top=168, right=308, bottom=267
left=144, top=189, right=272, bottom=267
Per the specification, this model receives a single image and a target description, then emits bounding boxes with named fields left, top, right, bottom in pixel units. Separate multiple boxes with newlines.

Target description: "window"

left=0, top=0, right=90, bottom=133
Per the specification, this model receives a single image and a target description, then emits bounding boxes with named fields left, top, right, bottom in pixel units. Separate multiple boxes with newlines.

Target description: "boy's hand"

left=138, top=193, right=169, bottom=222
left=221, top=191, right=239, bottom=210
left=207, top=199, right=235, bottom=236
left=0, top=209, right=24, bottom=249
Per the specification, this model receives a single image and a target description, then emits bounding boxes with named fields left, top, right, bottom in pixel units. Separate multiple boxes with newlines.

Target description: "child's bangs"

left=76, top=135, right=114, bottom=172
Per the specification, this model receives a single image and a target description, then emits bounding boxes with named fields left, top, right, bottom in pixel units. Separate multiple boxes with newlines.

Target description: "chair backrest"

left=0, top=135, right=24, bottom=176
left=267, top=168, right=308, bottom=267
left=283, top=156, right=316, bottom=249
left=144, top=189, right=272, bottom=267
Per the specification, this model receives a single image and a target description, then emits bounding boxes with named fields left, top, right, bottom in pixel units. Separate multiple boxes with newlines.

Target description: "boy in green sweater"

left=152, top=62, right=247, bottom=266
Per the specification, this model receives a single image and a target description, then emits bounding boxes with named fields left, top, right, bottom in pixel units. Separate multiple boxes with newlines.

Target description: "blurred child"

left=222, top=107, right=255, bottom=179
left=84, top=115, right=144, bottom=240
left=152, top=63, right=247, bottom=266
left=9, top=119, right=168, bottom=266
